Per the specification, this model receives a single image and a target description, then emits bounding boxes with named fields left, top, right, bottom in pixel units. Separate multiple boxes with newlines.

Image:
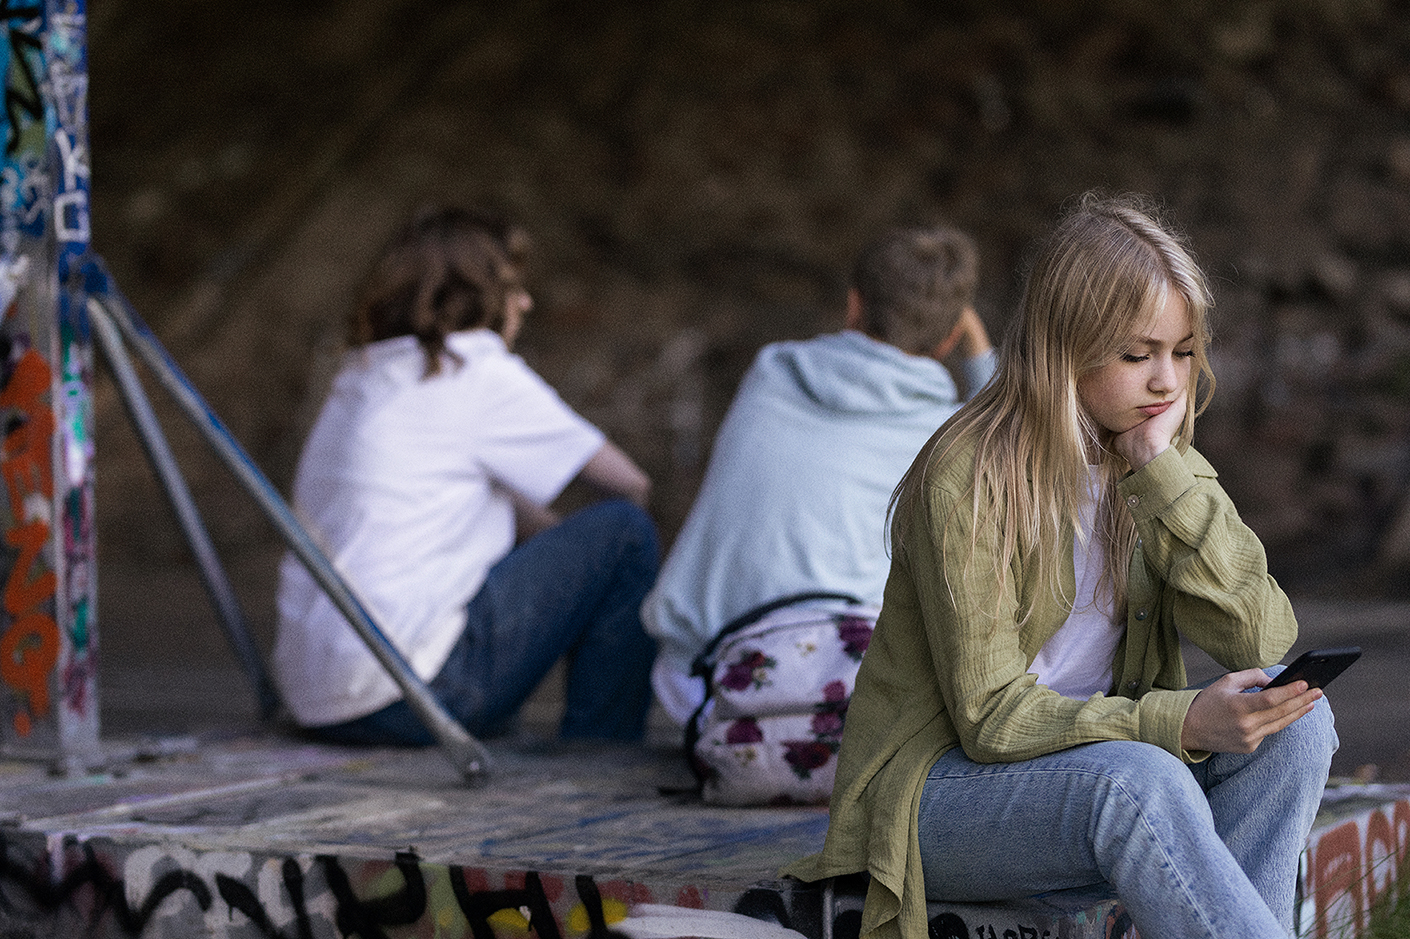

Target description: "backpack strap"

left=689, top=590, right=864, bottom=679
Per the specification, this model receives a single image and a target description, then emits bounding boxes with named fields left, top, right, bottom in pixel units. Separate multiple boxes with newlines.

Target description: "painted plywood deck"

left=0, top=728, right=1405, bottom=938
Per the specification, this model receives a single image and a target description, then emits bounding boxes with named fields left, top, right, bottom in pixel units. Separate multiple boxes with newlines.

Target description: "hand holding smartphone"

left=1264, top=646, right=1362, bottom=692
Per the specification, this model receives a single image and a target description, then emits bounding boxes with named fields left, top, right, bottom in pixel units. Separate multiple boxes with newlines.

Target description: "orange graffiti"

left=0, top=612, right=57, bottom=728
left=0, top=348, right=58, bottom=736
left=1396, top=799, right=1410, bottom=906
left=5, top=520, right=55, bottom=615
left=1365, top=808, right=1396, bottom=911
left=1307, top=797, right=1410, bottom=938
left=0, top=349, right=55, bottom=517
left=1313, top=820, right=1364, bottom=938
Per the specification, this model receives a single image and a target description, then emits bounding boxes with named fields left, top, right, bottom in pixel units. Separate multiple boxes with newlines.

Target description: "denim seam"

left=1100, top=770, right=1225, bottom=939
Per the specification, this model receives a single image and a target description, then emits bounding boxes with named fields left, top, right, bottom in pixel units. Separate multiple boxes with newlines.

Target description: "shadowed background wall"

left=85, top=0, right=1410, bottom=665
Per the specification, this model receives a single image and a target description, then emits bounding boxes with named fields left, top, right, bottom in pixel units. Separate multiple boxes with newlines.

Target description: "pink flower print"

left=721, top=649, right=775, bottom=691
left=810, top=710, right=844, bottom=737
left=724, top=718, right=764, bottom=745
left=811, top=686, right=848, bottom=739
left=837, top=616, right=873, bottom=660
left=784, top=740, right=835, bottom=778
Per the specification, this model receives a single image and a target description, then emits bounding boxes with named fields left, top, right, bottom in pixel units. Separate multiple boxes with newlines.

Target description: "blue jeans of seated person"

left=917, top=669, right=1337, bottom=939
left=313, top=499, right=660, bottom=745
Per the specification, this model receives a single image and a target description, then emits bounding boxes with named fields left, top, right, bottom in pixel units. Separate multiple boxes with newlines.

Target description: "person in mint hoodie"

left=641, top=224, right=998, bottom=726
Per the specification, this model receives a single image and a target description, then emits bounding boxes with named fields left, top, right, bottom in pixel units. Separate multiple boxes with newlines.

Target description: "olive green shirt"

left=782, top=443, right=1296, bottom=939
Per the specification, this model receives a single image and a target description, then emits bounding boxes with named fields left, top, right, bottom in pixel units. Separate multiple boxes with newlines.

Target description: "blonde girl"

left=786, top=193, right=1336, bottom=938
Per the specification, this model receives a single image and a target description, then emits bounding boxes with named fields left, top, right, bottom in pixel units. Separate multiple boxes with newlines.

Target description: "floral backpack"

left=685, top=591, right=879, bottom=806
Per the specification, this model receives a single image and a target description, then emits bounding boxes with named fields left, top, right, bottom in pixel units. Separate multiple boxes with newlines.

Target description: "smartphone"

left=1264, top=646, right=1362, bottom=691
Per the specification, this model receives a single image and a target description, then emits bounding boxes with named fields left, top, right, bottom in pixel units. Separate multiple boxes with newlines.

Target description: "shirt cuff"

left=1141, top=687, right=1205, bottom=763
left=1116, top=446, right=1196, bottom=522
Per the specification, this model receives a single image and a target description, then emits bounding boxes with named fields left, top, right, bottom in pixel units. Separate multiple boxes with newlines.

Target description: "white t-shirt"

left=1029, top=467, right=1125, bottom=699
left=275, top=329, right=605, bottom=726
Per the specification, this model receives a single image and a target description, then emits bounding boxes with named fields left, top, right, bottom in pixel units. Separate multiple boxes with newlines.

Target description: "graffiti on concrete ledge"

left=0, top=832, right=824, bottom=938
left=1301, top=795, right=1410, bottom=939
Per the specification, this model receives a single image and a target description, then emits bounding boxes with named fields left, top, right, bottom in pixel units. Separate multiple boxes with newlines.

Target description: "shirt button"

left=1127, top=680, right=1138, bottom=689
left=1135, top=609, right=1148, bottom=621
left=1127, top=495, right=1140, bottom=508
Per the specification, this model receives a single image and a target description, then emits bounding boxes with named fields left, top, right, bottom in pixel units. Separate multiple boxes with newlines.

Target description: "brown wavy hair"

left=349, top=205, right=530, bottom=377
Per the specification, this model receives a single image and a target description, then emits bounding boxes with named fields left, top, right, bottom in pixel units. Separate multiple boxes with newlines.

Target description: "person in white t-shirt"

left=275, top=206, right=659, bottom=744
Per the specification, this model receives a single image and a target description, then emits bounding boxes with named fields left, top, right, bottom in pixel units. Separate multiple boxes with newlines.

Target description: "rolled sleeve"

left=1117, top=446, right=1198, bottom=520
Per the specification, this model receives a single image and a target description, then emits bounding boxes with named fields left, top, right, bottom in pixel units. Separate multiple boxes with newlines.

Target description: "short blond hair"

left=850, top=225, right=979, bottom=355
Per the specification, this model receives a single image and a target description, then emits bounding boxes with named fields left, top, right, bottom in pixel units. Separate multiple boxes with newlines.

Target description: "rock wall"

left=87, top=0, right=1410, bottom=602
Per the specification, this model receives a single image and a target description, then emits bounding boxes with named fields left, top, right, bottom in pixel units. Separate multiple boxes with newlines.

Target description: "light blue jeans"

left=312, top=499, right=660, bottom=745
left=918, top=674, right=1337, bottom=938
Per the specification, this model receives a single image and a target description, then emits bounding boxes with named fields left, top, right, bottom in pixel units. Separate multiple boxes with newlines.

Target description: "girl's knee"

left=1072, top=742, right=1204, bottom=805
left=1107, top=741, right=1194, bottom=786
left=1059, top=744, right=1213, bottom=844
left=1272, top=693, right=1339, bottom=760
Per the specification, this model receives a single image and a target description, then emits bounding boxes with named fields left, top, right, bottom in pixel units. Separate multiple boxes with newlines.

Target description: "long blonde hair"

left=889, top=192, right=1216, bottom=624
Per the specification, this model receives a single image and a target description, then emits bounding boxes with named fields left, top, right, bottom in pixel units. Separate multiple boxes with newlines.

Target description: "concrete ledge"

left=0, top=734, right=1404, bottom=939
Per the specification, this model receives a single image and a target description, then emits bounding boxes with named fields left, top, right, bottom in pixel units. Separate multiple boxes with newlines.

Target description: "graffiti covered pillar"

left=0, top=0, right=97, bottom=765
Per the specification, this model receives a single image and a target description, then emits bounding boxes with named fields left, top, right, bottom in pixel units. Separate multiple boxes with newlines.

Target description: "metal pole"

left=88, top=300, right=280, bottom=720
left=86, top=275, right=491, bottom=780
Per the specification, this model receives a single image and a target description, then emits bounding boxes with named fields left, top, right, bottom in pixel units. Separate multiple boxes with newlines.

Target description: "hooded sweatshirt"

left=641, top=329, right=996, bottom=724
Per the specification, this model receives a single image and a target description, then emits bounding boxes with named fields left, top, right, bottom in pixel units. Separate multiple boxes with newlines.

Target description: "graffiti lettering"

left=52, top=129, right=87, bottom=243
left=0, top=834, right=773, bottom=939
left=903, top=900, right=1138, bottom=939
left=0, top=156, right=47, bottom=237
left=5, top=517, right=53, bottom=612
left=47, top=64, right=84, bottom=131
left=0, top=608, right=53, bottom=721
left=10, top=826, right=1336, bottom=939
left=453, top=868, right=571, bottom=939
left=1302, top=797, right=1410, bottom=938
left=53, top=126, right=85, bottom=192
left=948, top=924, right=1060, bottom=939
left=215, top=858, right=315, bottom=939
left=0, top=838, right=212, bottom=934
left=0, top=346, right=54, bottom=514
left=53, top=188, right=86, bottom=242
left=321, top=851, right=425, bottom=939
